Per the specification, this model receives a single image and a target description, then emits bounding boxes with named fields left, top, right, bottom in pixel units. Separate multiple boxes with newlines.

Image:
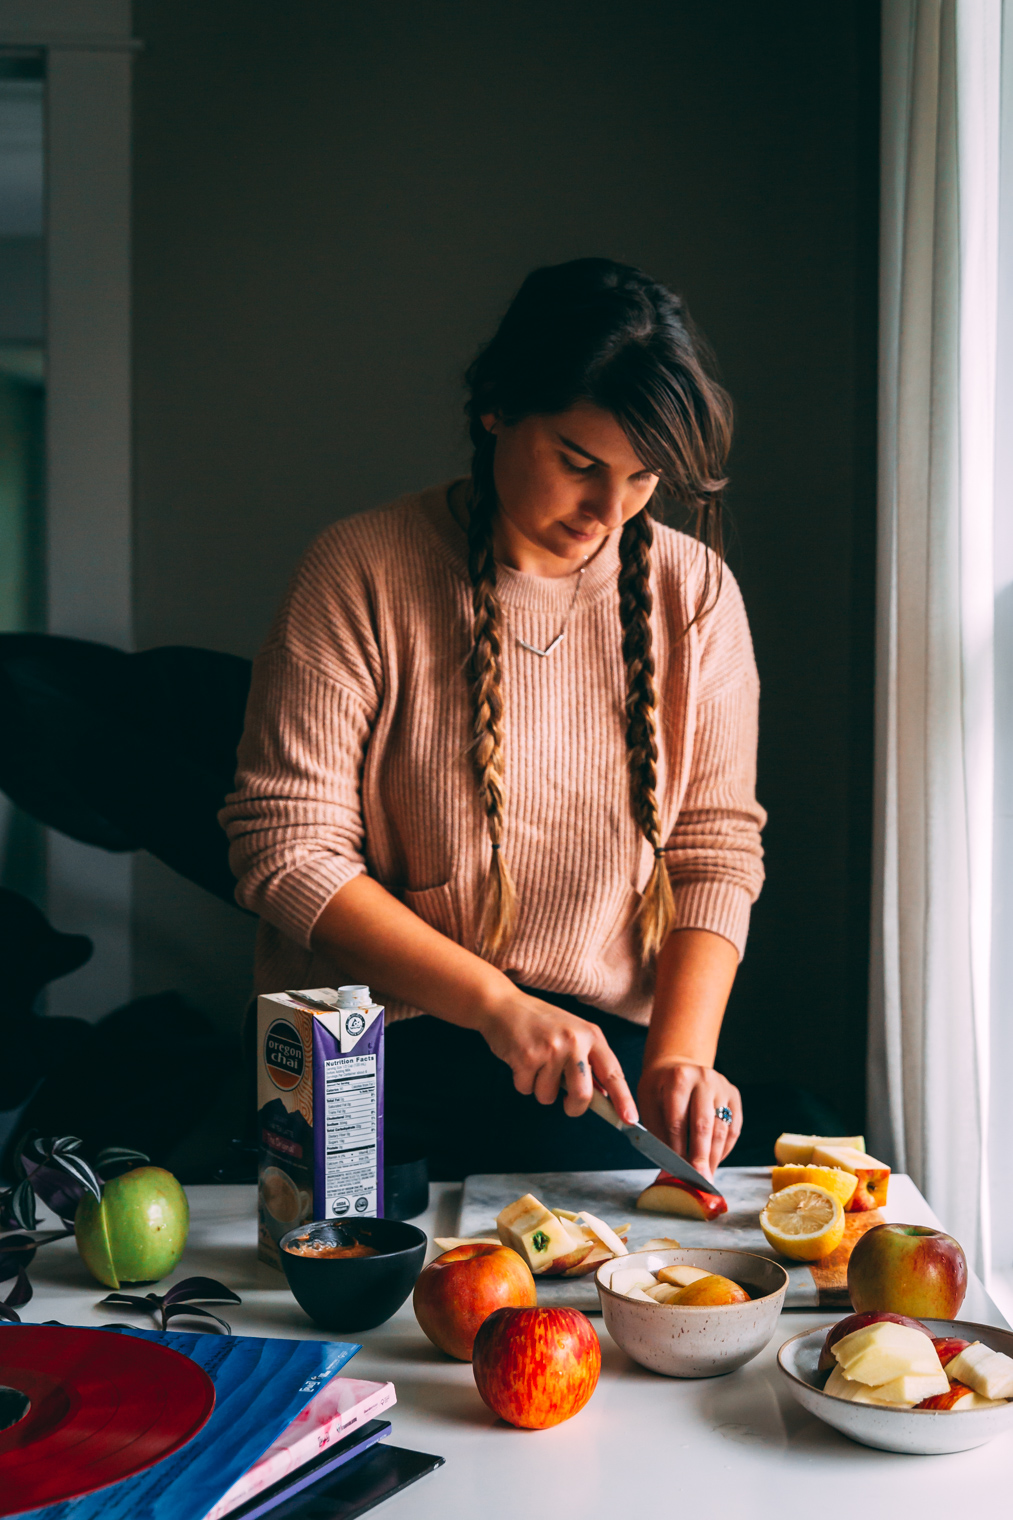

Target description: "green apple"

left=75, top=1166, right=189, bottom=1288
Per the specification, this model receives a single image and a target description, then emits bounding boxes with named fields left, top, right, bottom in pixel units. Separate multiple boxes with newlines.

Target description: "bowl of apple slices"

left=596, top=1248, right=788, bottom=1377
left=778, top=1313, right=1013, bottom=1453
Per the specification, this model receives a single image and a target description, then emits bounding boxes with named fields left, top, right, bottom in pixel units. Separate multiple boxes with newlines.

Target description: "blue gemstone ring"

left=714, top=1105, right=733, bottom=1124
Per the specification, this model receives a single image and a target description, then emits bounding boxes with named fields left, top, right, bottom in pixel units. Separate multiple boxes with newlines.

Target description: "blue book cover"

left=18, top=1329, right=360, bottom=1520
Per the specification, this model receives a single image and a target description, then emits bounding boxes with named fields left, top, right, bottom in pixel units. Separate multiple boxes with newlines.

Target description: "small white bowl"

left=596, top=1248, right=788, bottom=1378
left=778, top=1318, right=1013, bottom=1454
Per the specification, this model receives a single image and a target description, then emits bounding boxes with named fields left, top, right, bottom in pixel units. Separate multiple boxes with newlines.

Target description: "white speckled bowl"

left=596, top=1248, right=788, bottom=1377
left=778, top=1319, right=1013, bottom=1454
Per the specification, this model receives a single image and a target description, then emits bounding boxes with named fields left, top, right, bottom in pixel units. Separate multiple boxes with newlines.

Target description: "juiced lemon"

left=759, top=1182, right=845, bottom=1261
left=770, top=1164, right=857, bottom=1209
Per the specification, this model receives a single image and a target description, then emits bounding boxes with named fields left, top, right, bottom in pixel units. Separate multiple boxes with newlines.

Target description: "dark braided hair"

left=464, top=258, right=731, bottom=962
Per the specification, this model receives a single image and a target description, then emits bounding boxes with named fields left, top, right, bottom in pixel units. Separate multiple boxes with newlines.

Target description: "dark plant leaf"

left=162, top=1302, right=232, bottom=1334
left=0, top=1303, right=21, bottom=1324
left=0, top=1234, right=38, bottom=1283
left=47, top=1151, right=102, bottom=1202
left=97, top=1292, right=162, bottom=1315
left=10, top=1180, right=36, bottom=1231
left=162, top=1277, right=241, bottom=1307
left=2, top=1270, right=32, bottom=1309
left=95, top=1146, right=150, bottom=1180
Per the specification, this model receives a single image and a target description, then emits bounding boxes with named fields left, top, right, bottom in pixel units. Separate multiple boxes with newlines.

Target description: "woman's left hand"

left=637, top=1059, right=742, bottom=1181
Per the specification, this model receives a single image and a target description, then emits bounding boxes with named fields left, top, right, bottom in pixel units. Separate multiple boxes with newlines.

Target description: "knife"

left=587, top=1088, right=724, bottom=1196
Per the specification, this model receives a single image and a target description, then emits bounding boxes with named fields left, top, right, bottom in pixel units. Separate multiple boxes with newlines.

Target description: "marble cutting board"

left=457, top=1165, right=823, bottom=1311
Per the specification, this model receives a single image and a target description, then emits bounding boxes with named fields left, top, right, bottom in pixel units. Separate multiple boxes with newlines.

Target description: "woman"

left=221, top=258, right=765, bottom=1181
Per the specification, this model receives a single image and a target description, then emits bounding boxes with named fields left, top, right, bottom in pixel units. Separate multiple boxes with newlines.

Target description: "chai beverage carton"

left=257, top=985, right=384, bottom=1269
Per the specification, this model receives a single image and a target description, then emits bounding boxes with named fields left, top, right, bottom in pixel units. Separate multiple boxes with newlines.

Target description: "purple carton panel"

left=257, top=989, right=384, bottom=1269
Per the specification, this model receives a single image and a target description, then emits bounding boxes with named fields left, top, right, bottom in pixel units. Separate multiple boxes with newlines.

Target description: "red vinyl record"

left=0, top=1324, right=215, bottom=1514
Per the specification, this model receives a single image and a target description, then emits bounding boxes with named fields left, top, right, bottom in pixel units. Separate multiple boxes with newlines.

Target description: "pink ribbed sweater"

left=220, top=484, right=766, bottom=1025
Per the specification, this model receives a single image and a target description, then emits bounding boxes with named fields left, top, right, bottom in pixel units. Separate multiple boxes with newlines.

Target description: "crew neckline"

left=416, top=480, right=621, bottom=613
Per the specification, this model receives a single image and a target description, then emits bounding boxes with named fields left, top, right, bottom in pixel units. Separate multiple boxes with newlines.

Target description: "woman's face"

left=483, top=401, right=659, bottom=576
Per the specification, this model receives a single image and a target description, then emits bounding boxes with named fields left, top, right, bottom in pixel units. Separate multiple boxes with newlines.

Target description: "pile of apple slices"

left=610, top=1262, right=748, bottom=1307
left=821, top=1315, right=1013, bottom=1411
left=493, top=1194, right=631, bottom=1278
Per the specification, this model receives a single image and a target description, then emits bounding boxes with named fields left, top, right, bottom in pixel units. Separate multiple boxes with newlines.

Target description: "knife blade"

left=587, top=1089, right=723, bottom=1196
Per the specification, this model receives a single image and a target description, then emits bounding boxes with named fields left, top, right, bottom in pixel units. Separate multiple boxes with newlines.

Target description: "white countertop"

left=20, top=1178, right=1013, bottom=1518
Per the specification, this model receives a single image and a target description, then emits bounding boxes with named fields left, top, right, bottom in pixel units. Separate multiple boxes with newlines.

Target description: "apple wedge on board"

left=635, top=1172, right=728, bottom=1220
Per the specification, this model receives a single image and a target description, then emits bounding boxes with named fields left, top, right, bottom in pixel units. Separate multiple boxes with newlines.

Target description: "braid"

left=618, top=509, right=676, bottom=962
left=465, top=442, right=517, bottom=961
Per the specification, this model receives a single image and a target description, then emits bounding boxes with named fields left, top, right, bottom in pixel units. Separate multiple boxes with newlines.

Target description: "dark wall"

left=131, top=0, right=879, bottom=1120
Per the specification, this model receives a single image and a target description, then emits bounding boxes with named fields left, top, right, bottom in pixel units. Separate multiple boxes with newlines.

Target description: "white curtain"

left=870, top=0, right=1002, bottom=1277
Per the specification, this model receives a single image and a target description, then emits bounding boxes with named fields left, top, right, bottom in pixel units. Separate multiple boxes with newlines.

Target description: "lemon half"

left=759, top=1182, right=845, bottom=1262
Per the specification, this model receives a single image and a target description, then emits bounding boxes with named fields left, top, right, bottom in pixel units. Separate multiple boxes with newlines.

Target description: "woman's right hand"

left=476, top=989, right=639, bottom=1123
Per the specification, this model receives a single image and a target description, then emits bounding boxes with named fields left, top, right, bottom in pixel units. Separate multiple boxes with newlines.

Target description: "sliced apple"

left=774, top=1132, right=866, bottom=1165
left=832, top=1321, right=944, bottom=1384
left=945, top=1342, right=1013, bottom=1401
left=655, top=1263, right=712, bottom=1288
left=810, top=1144, right=890, bottom=1211
left=642, top=1236, right=683, bottom=1250
left=636, top=1173, right=728, bottom=1220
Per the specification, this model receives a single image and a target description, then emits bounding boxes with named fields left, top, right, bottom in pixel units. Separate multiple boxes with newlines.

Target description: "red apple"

left=472, top=1306, right=601, bottom=1429
left=636, top=1172, right=728, bottom=1221
left=413, top=1244, right=536, bottom=1361
left=932, top=1336, right=971, bottom=1367
left=847, top=1224, right=968, bottom=1319
left=818, top=1310, right=931, bottom=1372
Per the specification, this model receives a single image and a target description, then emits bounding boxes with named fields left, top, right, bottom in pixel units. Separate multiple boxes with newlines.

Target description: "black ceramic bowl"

left=279, top=1217, right=427, bottom=1332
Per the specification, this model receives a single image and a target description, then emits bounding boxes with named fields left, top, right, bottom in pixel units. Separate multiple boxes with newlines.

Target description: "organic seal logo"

left=264, top=1019, right=304, bottom=1091
left=345, top=1011, right=366, bottom=1037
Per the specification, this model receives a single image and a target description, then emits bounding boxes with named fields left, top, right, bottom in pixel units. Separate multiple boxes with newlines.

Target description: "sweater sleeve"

left=218, top=527, right=381, bottom=947
left=663, top=566, right=766, bottom=959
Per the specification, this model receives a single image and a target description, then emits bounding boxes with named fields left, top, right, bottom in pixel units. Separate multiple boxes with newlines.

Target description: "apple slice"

left=774, top=1132, right=866, bottom=1165
left=931, top=1337, right=971, bottom=1367
left=825, top=1365, right=946, bottom=1407
left=917, top=1379, right=1006, bottom=1411
left=810, top=1144, right=890, bottom=1211
left=560, top=1243, right=613, bottom=1278
left=866, top=1370, right=950, bottom=1405
left=636, top=1172, right=728, bottom=1220
left=824, top=1366, right=879, bottom=1404
left=642, top=1237, right=683, bottom=1250
left=818, top=1311, right=931, bottom=1372
left=643, top=1282, right=683, bottom=1304
left=572, top=1211, right=628, bottom=1258
left=832, top=1321, right=944, bottom=1384
left=945, top=1342, right=1013, bottom=1401
left=656, top=1263, right=712, bottom=1289
left=608, top=1266, right=658, bottom=1297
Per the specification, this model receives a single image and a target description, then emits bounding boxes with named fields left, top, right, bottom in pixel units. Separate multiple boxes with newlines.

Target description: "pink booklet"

left=207, top=1375, right=397, bottom=1519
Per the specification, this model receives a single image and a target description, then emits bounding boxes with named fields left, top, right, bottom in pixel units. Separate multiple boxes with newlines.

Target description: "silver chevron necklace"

left=515, top=558, right=588, bottom=657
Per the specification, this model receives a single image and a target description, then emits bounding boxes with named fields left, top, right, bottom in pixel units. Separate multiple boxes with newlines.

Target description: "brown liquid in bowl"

left=284, top=1239, right=379, bottom=1260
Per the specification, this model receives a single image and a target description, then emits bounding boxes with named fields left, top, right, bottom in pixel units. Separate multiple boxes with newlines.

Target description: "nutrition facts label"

left=323, top=1054, right=378, bottom=1218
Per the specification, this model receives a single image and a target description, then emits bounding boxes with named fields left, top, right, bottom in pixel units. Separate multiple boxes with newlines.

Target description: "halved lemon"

left=759, top=1182, right=845, bottom=1261
left=770, top=1164, right=857, bottom=1209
